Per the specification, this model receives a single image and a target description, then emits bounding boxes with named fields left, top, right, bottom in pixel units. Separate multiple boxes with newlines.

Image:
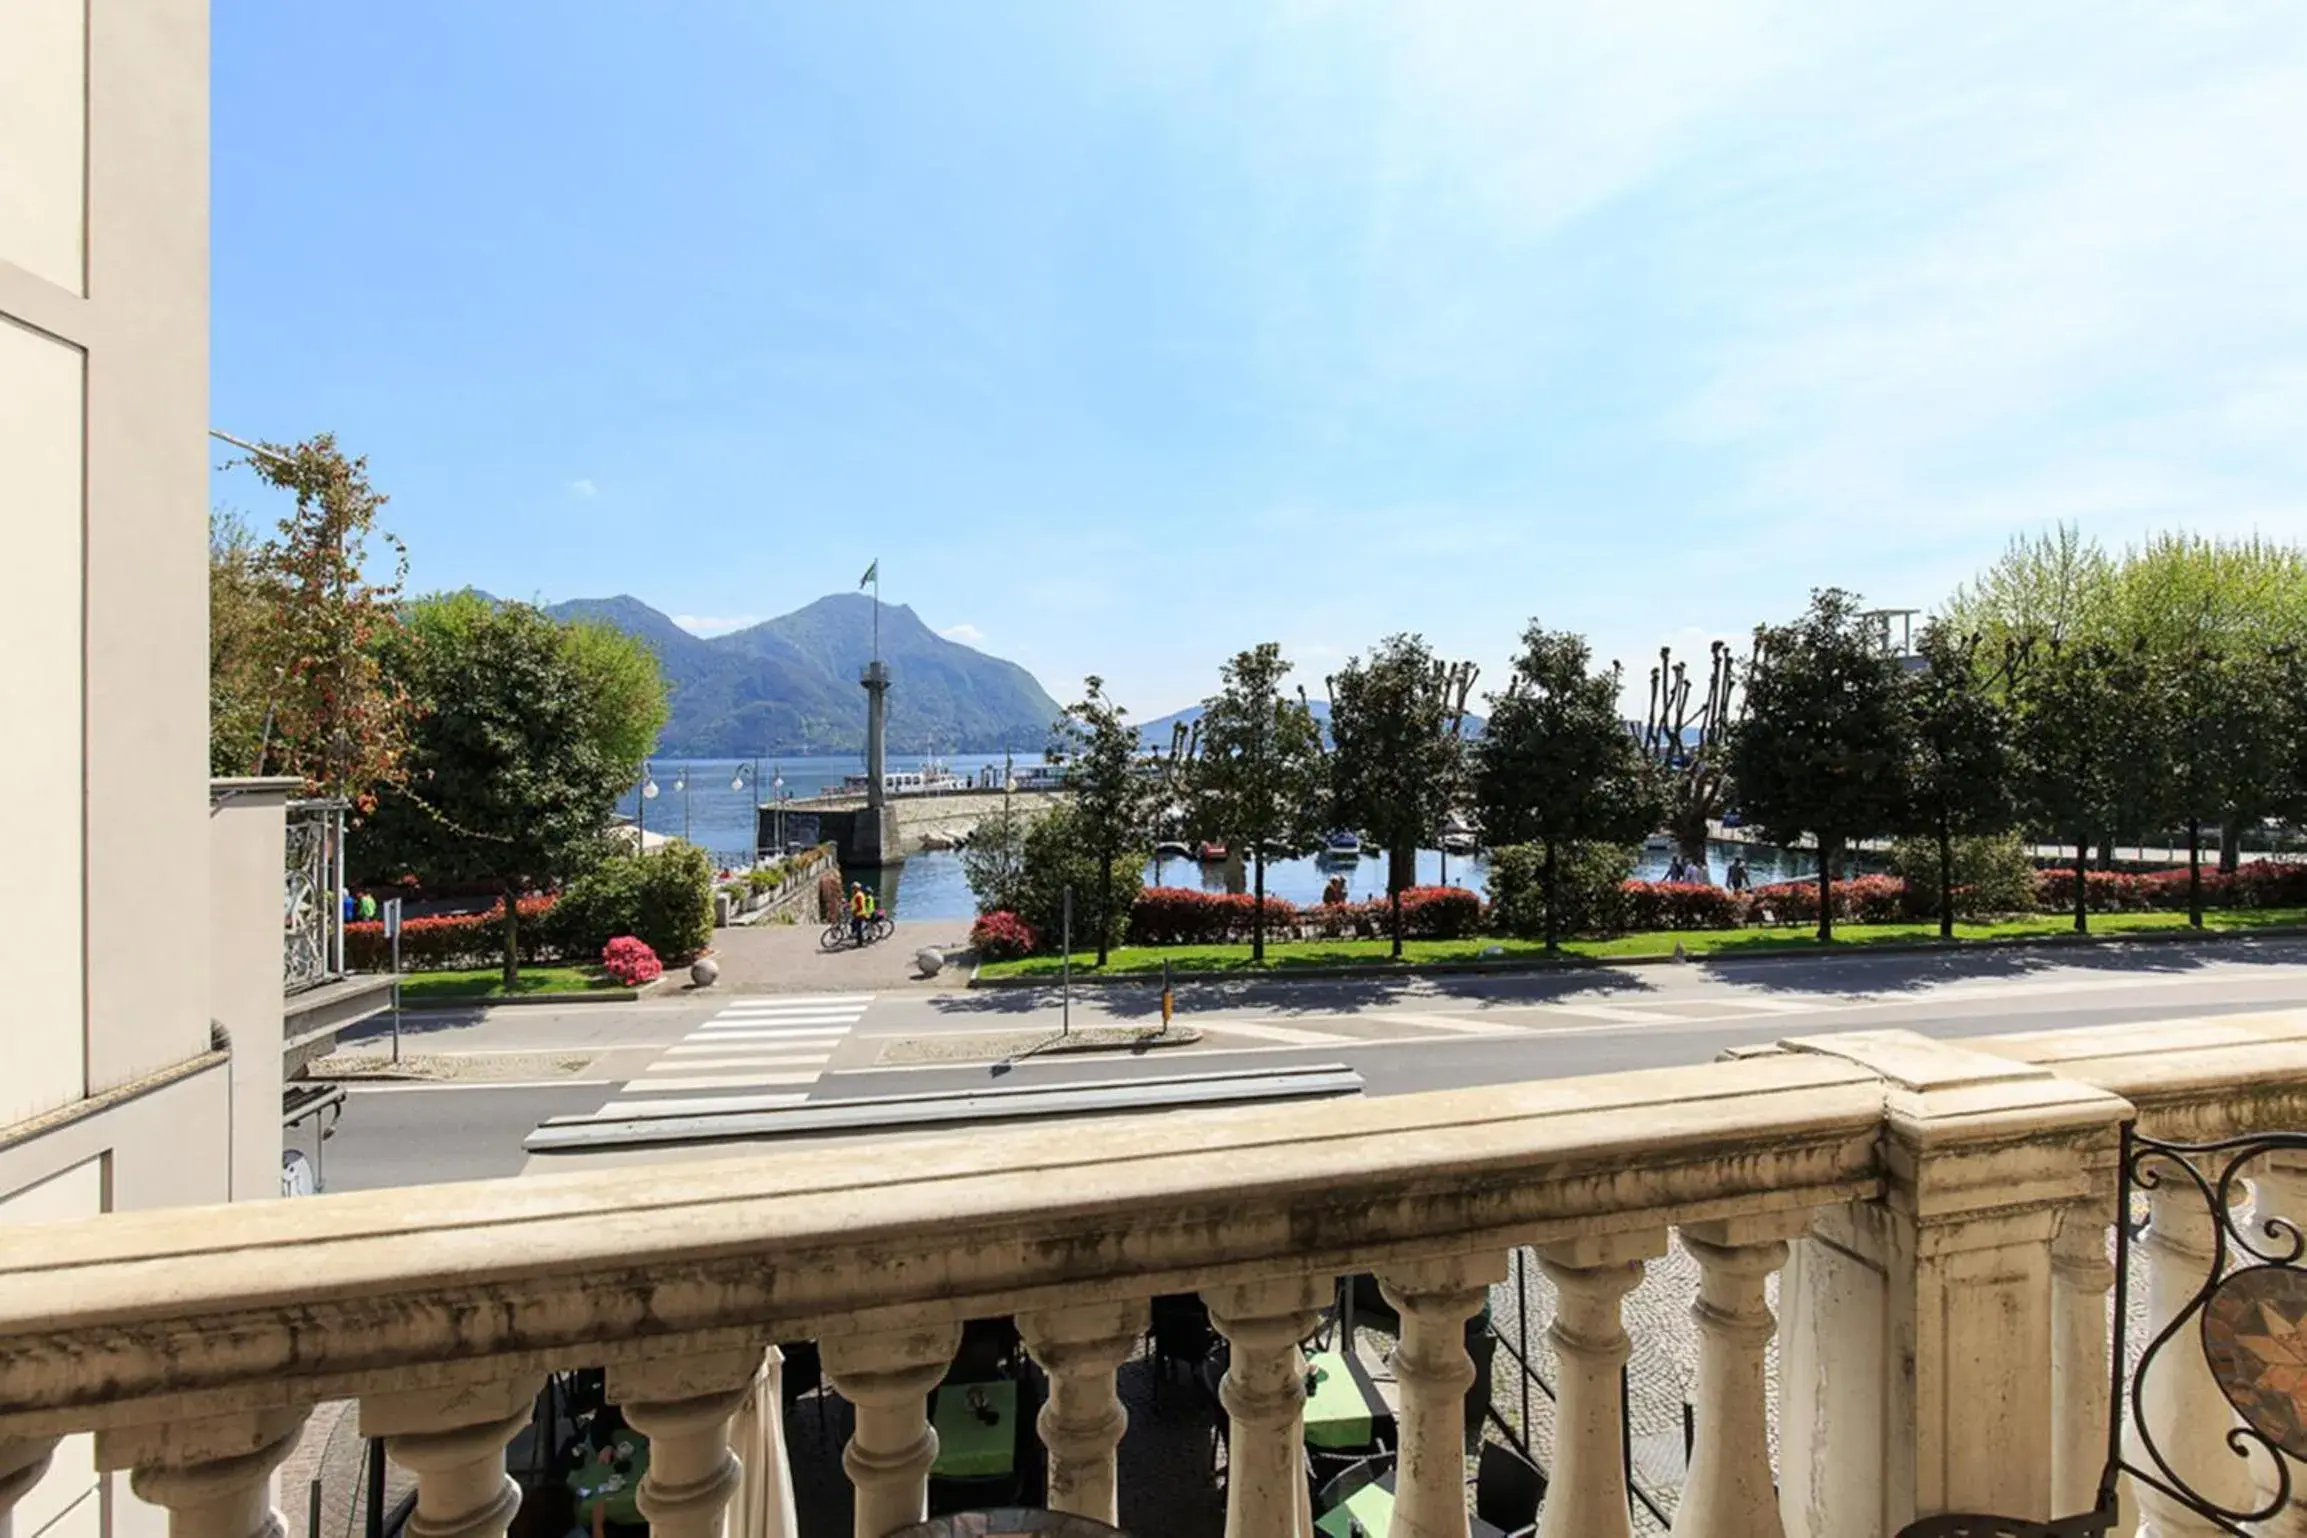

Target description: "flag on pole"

left=858, top=559, right=878, bottom=590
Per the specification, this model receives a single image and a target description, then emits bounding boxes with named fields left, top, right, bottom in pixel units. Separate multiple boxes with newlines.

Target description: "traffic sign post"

left=1060, top=886, right=1073, bottom=1039
left=383, top=898, right=404, bottom=1064
left=1161, top=957, right=1174, bottom=1031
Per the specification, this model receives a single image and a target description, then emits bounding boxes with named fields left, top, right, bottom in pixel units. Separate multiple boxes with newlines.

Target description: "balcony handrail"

left=0, top=1051, right=1888, bottom=1436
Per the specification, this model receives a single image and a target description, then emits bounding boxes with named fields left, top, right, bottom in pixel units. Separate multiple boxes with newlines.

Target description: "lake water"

left=619, top=757, right=1841, bottom=922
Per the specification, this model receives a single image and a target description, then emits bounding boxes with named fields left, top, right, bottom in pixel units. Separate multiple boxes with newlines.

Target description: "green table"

left=1303, top=1351, right=1379, bottom=1450
left=931, top=1381, right=1019, bottom=1478
left=568, top=1433, right=649, bottom=1529
left=1314, top=1473, right=1507, bottom=1538
left=1314, top=1476, right=1391, bottom=1538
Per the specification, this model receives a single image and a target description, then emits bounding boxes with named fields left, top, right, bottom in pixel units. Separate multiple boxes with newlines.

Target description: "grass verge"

left=394, top=964, right=625, bottom=1003
left=974, top=907, right=2307, bottom=981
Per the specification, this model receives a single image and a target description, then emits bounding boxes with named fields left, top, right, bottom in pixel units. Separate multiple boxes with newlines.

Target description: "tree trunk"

left=1543, top=837, right=1560, bottom=954
left=1673, top=808, right=1709, bottom=865
left=1816, top=839, right=1835, bottom=944
left=2220, top=815, right=2243, bottom=874
left=501, top=882, right=520, bottom=989
left=2073, top=839, right=2089, bottom=934
left=2187, top=817, right=2203, bottom=930
left=1937, top=815, right=1955, bottom=942
left=2095, top=836, right=2115, bottom=872
left=1252, top=849, right=1266, bottom=963
left=1097, top=848, right=1113, bottom=967
left=1389, top=838, right=1414, bottom=960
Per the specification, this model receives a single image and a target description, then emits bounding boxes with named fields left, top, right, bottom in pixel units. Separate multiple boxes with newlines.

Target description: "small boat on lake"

left=1442, top=830, right=1478, bottom=855
left=1317, top=830, right=1361, bottom=861
left=1196, top=840, right=1228, bottom=862
left=1153, top=840, right=1192, bottom=862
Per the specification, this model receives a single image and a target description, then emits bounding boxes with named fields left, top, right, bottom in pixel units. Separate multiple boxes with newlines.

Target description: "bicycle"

left=819, top=913, right=896, bottom=951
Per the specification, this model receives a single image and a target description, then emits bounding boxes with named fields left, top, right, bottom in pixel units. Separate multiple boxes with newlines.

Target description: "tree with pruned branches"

left=1640, top=638, right=1747, bottom=862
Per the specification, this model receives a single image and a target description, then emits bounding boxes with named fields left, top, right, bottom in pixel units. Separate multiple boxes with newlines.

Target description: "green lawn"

left=394, top=964, right=626, bottom=1003
left=974, top=907, right=2307, bottom=981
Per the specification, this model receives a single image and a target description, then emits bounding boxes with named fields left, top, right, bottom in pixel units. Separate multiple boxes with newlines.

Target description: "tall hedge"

left=547, top=842, right=716, bottom=963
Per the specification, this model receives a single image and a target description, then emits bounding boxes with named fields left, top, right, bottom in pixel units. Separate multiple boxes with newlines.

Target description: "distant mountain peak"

left=540, top=591, right=1058, bottom=756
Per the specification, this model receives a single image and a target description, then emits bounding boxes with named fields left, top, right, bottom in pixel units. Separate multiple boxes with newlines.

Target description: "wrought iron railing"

left=284, top=798, right=347, bottom=992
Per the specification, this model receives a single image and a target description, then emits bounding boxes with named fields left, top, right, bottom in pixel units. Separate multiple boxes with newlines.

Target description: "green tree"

left=1054, top=678, right=1160, bottom=965
left=1474, top=625, right=1662, bottom=952
left=1015, top=800, right=1144, bottom=955
left=209, top=510, right=274, bottom=777
left=2006, top=637, right=2123, bottom=934
left=221, top=434, right=414, bottom=806
left=1326, top=635, right=1470, bottom=958
left=960, top=777, right=1030, bottom=917
left=1728, top=589, right=1914, bottom=942
left=1185, top=643, right=1327, bottom=962
left=1900, top=624, right=2015, bottom=939
left=360, top=593, right=665, bottom=985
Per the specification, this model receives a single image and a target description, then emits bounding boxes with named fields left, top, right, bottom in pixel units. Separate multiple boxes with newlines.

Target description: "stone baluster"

left=2134, top=1173, right=2254, bottom=1538
left=612, top=1348, right=767, bottom=1538
left=100, top=1410, right=306, bottom=1538
left=1773, top=1031, right=2127, bottom=1537
left=1379, top=1254, right=1508, bottom=1538
left=1672, top=1214, right=1809, bottom=1538
left=1018, top=1301, right=1145, bottom=1525
left=1535, top=1231, right=1667, bottom=1538
left=2248, top=1155, right=2307, bottom=1537
left=821, top=1324, right=960, bottom=1538
left=0, top=1440, right=59, bottom=1538
left=2048, top=1201, right=2120, bottom=1522
left=362, top=1379, right=541, bottom=1538
left=1208, top=1276, right=1326, bottom=1538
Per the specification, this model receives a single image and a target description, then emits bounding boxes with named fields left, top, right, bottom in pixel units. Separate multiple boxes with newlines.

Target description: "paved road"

left=318, top=935, right=2307, bottom=1190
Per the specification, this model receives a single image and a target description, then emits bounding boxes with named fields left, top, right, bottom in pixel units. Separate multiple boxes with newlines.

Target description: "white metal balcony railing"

left=284, top=798, right=347, bottom=992
left=3, top=1017, right=2307, bottom=1538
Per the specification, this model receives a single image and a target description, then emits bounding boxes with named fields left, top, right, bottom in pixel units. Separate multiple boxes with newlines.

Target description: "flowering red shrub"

left=1124, top=888, right=1300, bottom=945
left=1396, top=885, right=1483, bottom=939
left=1620, top=880, right=1744, bottom=931
left=1840, top=874, right=1906, bottom=924
left=345, top=896, right=557, bottom=970
left=601, top=935, right=662, bottom=986
left=970, top=911, right=1040, bottom=961
left=2034, top=869, right=2157, bottom=913
left=1747, top=879, right=1817, bottom=926
left=2235, top=860, right=2307, bottom=908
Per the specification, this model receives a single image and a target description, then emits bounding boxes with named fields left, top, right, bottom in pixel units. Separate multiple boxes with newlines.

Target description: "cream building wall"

left=0, top=7, right=271, bottom=1538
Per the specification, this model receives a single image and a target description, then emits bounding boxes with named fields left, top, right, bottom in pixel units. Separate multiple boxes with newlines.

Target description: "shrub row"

left=2035, top=860, right=2307, bottom=913
left=345, top=896, right=559, bottom=971
left=1125, top=888, right=1303, bottom=946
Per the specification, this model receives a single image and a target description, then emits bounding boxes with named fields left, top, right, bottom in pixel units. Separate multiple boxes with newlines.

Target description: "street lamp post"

left=672, top=766, right=691, bottom=843
left=639, top=762, right=659, bottom=845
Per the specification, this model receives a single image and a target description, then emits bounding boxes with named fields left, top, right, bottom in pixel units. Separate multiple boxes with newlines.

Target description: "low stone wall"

left=718, top=845, right=839, bottom=927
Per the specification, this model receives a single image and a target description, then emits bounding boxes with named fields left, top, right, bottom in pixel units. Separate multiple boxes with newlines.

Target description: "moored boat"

left=1153, top=840, right=1192, bottom=861
left=1196, top=840, right=1228, bottom=862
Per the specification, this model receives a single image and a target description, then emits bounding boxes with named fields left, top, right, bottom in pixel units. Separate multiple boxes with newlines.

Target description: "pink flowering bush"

left=970, top=911, right=1040, bottom=961
left=601, top=935, right=662, bottom=986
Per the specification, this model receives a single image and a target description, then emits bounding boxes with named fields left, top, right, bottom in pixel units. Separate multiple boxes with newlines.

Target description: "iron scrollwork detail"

left=1896, top=1124, right=2307, bottom=1538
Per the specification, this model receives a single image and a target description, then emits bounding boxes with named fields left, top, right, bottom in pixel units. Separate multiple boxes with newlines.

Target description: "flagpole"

left=872, top=562, right=879, bottom=664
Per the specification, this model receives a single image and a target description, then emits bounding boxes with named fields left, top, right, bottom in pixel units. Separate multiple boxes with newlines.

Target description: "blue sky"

left=211, top=2, right=2307, bottom=717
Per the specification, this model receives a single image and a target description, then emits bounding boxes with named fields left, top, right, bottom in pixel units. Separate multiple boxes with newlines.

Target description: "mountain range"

left=540, top=592, right=1063, bottom=757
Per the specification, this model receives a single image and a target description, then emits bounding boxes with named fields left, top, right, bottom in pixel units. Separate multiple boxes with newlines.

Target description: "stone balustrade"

left=6, top=1017, right=2307, bottom=1538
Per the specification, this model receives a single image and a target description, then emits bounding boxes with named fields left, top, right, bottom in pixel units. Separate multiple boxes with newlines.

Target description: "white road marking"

left=693, top=1024, right=852, bottom=1038
left=629, top=1070, right=825, bottom=1092
left=662, top=1041, right=844, bottom=1057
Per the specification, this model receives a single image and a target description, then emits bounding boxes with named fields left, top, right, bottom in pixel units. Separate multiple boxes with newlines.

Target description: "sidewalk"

left=697, top=918, right=977, bottom=995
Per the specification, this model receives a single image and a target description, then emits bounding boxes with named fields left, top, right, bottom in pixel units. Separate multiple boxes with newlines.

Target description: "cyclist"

left=849, top=882, right=870, bottom=944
